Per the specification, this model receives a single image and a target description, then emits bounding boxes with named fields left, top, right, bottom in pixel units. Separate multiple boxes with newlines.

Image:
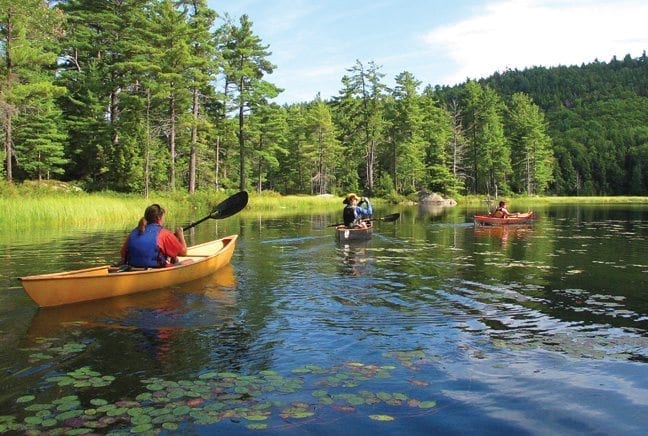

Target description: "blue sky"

left=207, top=0, right=648, bottom=104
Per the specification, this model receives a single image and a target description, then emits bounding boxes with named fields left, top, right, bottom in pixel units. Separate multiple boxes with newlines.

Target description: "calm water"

left=0, top=204, right=647, bottom=434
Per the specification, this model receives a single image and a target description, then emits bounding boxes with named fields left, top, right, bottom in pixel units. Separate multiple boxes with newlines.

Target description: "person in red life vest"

left=120, top=204, right=187, bottom=268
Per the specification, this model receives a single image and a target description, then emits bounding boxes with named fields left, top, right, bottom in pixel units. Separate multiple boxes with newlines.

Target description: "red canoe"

left=473, top=211, right=536, bottom=226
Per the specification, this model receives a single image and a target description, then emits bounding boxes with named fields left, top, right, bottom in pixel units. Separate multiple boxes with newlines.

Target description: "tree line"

left=1, top=0, right=646, bottom=198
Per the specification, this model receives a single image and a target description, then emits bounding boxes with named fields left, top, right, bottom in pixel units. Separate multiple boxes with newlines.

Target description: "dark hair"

left=498, top=201, right=506, bottom=207
left=137, top=204, right=165, bottom=234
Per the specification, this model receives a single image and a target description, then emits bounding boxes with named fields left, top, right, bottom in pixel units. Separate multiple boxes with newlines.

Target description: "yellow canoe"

left=20, top=235, right=238, bottom=307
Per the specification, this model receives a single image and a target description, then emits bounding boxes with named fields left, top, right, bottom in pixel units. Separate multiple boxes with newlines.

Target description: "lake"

left=0, top=203, right=647, bottom=434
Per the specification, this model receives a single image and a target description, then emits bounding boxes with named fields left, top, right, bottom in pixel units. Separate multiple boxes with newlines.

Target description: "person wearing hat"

left=342, top=193, right=373, bottom=228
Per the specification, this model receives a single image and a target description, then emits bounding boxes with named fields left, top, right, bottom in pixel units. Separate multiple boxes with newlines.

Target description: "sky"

left=207, top=0, right=648, bottom=104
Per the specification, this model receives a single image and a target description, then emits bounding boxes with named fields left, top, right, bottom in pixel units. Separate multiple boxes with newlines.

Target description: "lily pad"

left=369, top=414, right=395, bottom=421
left=16, top=395, right=36, bottom=404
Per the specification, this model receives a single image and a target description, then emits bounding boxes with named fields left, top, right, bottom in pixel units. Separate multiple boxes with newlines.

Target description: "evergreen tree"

left=247, top=103, right=288, bottom=193
left=507, top=92, right=554, bottom=194
left=478, top=86, right=510, bottom=196
left=57, top=0, right=152, bottom=191
left=333, top=60, right=386, bottom=194
left=386, top=71, right=427, bottom=194
left=461, top=81, right=510, bottom=195
left=305, top=96, right=342, bottom=194
left=0, top=0, right=65, bottom=181
left=175, top=0, right=218, bottom=194
left=14, top=99, right=68, bottom=181
left=218, top=14, right=280, bottom=192
left=277, top=104, right=309, bottom=193
left=331, top=75, right=363, bottom=193
left=420, top=86, right=459, bottom=195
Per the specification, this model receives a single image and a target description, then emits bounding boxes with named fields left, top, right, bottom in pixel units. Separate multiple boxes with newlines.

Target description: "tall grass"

left=0, top=188, right=371, bottom=228
left=1, top=195, right=153, bottom=229
left=244, top=193, right=346, bottom=216
left=2, top=180, right=646, bottom=229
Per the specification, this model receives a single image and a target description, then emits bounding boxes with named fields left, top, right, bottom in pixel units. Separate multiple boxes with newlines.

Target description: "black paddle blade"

left=381, top=213, right=400, bottom=222
left=182, top=191, right=248, bottom=230
left=210, top=190, right=249, bottom=220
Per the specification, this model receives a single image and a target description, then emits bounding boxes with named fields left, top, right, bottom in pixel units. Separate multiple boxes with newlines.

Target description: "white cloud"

left=423, top=0, right=648, bottom=84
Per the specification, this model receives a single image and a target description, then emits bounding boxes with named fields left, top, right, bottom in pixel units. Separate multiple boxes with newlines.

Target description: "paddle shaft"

left=183, top=214, right=212, bottom=230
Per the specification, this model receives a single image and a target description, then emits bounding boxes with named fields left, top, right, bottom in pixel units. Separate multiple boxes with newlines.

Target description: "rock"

left=418, top=191, right=457, bottom=206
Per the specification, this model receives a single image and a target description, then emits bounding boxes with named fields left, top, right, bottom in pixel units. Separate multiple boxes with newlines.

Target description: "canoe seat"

left=186, top=239, right=224, bottom=256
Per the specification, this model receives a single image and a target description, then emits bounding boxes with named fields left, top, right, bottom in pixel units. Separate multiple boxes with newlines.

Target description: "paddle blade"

left=182, top=191, right=248, bottom=230
left=381, top=213, right=400, bottom=222
left=210, top=190, right=248, bottom=220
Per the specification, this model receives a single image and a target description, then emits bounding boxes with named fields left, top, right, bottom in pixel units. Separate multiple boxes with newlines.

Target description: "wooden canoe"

left=20, top=235, right=238, bottom=307
left=474, top=212, right=536, bottom=226
left=335, top=222, right=373, bottom=242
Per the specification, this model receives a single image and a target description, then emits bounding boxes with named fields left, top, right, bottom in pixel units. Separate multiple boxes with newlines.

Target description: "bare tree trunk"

left=144, top=90, right=151, bottom=199
left=3, top=109, right=13, bottom=181
left=238, top=79, right=246, bottom=192
left=189, top=88, right=199, bottom=194
left=214, top=136, right=220, bottom=189
left=169, top=92, right=176, bottom=191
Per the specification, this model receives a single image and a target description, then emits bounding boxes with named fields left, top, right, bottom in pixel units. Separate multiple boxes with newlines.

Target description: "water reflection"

left=27, top=264, right=238, bottom=339
left=473, top=224, right=534, bottom=247
left=2, top=204, right=648, bottom=434
left=337, top=241, right=372, bottom=276
left=417, top=203, right=446, bottom=219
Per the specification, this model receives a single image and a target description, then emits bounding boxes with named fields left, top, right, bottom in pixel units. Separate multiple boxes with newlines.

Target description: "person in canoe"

left=491, top=200, right=519, bottom=218
left=120, top=204, right=188, bottom=268
left=342, top=193, right=373, bottom=228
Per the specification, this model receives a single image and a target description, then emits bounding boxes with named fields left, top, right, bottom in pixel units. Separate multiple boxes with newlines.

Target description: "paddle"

left=182, top=191, right=249, bottom=231
left=328, top=212, right=400, bottom=227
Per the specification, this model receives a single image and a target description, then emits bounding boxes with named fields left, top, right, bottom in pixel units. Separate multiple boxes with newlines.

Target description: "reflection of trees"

left=417, top=203, right=445, bottom=219
left=23, top=264, right=256, bottom=397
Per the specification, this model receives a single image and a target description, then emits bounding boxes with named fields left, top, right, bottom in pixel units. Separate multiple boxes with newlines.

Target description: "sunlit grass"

left=0, top=195, right=153, bottom=229
left=243, top=193, right=346, bottom=216
left=0, top=188, right=349, bottom=228
left=2, top=179, right=647, bottom=229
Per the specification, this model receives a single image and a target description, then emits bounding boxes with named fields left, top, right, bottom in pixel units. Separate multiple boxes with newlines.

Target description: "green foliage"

left=1, top=1, right=645, bottom=197
left=374, top=172, right=396, bottom=198
left=473, top=52, right=648, bottom=195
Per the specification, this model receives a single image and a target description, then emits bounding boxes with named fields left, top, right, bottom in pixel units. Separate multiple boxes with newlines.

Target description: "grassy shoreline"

left=2, top=182, right=647, bottom=228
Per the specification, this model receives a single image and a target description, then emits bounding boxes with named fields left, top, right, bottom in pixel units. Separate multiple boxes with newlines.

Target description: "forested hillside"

left=1, top=0, right=646, bottom=197
left=476, top=54, right=648, bottom=195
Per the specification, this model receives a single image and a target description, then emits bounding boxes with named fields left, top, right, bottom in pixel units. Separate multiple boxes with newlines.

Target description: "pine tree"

left=387, top=71, right=426, bottom=194
left=0, top=0, right=65, bottom=181
left=305, top=96, right=342, bottom=194
left=334, top=60, right=387, bottom=194
left=57, top=0, right=153, bottom=191
left=420, top=86, right=459, bottom=195
left=218, top=14, right=280, bottom=192
left=507, top=92, right=554, bottom=194
left=247, top=103, right=288, bottom=193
